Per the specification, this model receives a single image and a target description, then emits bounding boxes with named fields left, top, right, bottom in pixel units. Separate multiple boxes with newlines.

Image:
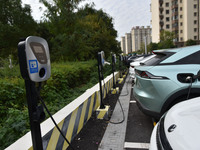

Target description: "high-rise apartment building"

left=151, top=0, right=200, bottom=46
left=120, top=36, right=126, bottom=54
left=125, top=33, right=132, bottom=54
left=131, top=26, right=152, bottom=52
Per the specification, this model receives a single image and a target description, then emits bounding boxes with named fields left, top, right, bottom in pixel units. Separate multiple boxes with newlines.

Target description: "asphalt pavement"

left=99, top=75, right=154, bottom=150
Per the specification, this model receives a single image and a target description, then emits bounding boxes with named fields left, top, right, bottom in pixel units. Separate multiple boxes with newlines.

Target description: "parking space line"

left=124, top=142, right=149, bottom=149
left=130, top=100, right=136, bottom=103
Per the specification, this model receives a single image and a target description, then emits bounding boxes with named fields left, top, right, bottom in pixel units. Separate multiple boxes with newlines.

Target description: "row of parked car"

left=129, top=45, right=200, bottom=150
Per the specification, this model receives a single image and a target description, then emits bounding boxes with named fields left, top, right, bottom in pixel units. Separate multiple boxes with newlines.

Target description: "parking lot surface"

left=125, top=90, right=153, bottom=150
left=99, top=75, right=154, bottom=150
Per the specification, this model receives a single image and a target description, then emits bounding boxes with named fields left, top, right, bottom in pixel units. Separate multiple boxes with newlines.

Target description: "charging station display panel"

left=100, top=51, right=105, bottom=66
left=30, top=42, right=47, bottom=64
left=18, top=36, right=51, bottom=82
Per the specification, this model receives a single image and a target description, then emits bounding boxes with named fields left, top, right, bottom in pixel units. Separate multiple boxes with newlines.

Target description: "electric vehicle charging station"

left=111, top=54, right=119, bottom=94
left=112, top=54, right=116, bottom=89
left=18, top=36, right=51, bottom=150
left=97, top=51, right=106, bottom=109
left=117, top=55, right=124, bottom=84
left=96, top=51, right=111, bottom=119
left=119, top=55, right=123, bottom=78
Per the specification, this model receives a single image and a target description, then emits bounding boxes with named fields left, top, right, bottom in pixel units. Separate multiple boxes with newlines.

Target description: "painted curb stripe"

left=55, top=114, right=72, bottom=150
left=71, top=104, right=83, bottom=143
left=92, top=92, right=97, bottom=111
left=84, top=96, right=92, bottom=123
left=87, top=94, right=95, bottom=121
left=77, top=100, right=88, bottom=134
left=62, top=107, right=78, bottom=149
left=26, top=73, right=119, bottom=150
left=95, top=91, right=100, bottom=110
left=46, top=119, right=65, bottom=150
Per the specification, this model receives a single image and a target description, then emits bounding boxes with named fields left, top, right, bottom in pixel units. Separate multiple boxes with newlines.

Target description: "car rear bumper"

left=133, top=94, right=160, bottom=119
left=133, top=76, right=180, bottom=119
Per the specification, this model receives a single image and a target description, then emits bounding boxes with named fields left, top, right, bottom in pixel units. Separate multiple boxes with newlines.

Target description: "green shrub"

left=0, top=59, right=116, bottom=149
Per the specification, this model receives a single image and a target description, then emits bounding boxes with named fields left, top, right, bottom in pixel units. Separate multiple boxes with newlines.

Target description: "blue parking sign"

left=29, top=60, right=38, bottom=74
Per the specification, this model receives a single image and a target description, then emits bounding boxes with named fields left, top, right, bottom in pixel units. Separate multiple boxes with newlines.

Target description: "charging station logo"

left=29, top=60, right=38, bottom=74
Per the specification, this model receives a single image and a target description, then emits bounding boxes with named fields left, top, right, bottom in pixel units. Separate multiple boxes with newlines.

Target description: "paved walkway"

left=98, top=75, right=132, bottom=150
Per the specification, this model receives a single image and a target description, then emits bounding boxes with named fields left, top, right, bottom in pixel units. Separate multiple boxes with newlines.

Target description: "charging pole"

left=98, top=51, right=105, bottom=109
left=112, top=54, right=116, bottom=89
left=25, top=80, right=43, bottom=150
left=119, top=55, right=122, bottom=78
left=18, top=36, right=51, bottom=150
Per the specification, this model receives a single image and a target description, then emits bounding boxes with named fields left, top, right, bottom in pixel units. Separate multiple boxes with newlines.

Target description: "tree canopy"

left=0, top=0, right=37, bottom=58
left=0, top=0, right=121, bottom=61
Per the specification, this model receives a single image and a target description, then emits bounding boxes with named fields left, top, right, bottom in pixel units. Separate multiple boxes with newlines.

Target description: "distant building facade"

left=151, top=0, right=200, bottom=46
left=125, top=33, right=132, bottom=54
left=120, top=26, right=152, bottom=54
left=120, top=36, right=126, bottom=54
left=131, top=26, right=152, bottom=52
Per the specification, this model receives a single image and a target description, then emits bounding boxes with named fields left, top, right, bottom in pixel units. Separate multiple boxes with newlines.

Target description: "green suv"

left=133, top=45, right=200, bottom=119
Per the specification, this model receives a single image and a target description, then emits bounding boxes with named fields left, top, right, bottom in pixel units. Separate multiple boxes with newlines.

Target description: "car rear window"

left=143, top=52, right=174, bottom=66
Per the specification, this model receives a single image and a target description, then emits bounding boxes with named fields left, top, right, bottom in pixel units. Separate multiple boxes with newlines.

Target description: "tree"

left=185, top=39, right=197, bottom=46
left=39, top=1, right=120, bottom=61
left=147, top=42, right=158, bottom=52
left=158, top=30, right=175, bottom=49
left=0, top=0, right=37, bottom=58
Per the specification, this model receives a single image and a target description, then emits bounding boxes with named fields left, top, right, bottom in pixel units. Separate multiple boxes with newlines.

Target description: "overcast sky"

left=22, top=0, right=151, bottom=41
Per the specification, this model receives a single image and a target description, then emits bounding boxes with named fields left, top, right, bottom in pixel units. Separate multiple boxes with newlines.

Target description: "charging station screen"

left=30, top=42, right=47, bottom=64
left=33, top=46, right=43, bottom=54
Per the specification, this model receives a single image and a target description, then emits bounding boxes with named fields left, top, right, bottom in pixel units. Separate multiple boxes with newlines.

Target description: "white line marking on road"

left=130, top=100, right=136, bottom=103
left=124, top=142, right=150, bottom=149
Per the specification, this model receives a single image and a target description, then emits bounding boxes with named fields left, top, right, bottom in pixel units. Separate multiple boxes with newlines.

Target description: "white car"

left=129, top=54, right=155, bottom=80
left=149, top=96, right=200, bottom=150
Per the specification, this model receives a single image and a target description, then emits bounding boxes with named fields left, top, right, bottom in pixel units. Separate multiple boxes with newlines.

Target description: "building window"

left=180, top=0, right=182, bottom=3
left=166, top=10, right=169, bottom=14
left=194, top=12, right=197, bottom=16
left=166, top=24, right=170, bottom=29
left=180, top=15, right=182, bottom=18
left=180, top=30, right=183, bottom=33
left=194, top=36, right=197, bottom=40
left=180, top=22, right=183, bottom=26
left=166, top=2, right=169, bottom=7
left=180, top=7, right=182, bottom=11
left=194, top=20, right=197, bottom=24
left=180, top=37, right=183, bottom=41
left=194, top=4, right=197, bottom=9
left=194, top=28, right=197, bottom=32
left=166, top=17, right=170, bottom=22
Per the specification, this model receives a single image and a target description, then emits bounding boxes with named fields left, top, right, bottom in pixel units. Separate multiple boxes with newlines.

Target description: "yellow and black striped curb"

left=7, top=73, right=122, bottom=150
left=27, top=72, right=120, bottom=150
left=35, top=91, right=100, bottom=150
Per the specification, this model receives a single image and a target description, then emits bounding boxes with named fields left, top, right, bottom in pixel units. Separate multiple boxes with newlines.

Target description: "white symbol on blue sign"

left=29, top=60, right=38, bottom=74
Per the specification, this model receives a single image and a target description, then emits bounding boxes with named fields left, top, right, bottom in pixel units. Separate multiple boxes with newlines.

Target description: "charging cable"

left=186, top=76, right=193, bottom=100
left=109, top=98, right=125, bottom=124
left=36, top=83, right=75, bottom=150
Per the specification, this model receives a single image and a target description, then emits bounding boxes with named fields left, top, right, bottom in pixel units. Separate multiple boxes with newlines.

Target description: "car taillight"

left=140, top=71, right=149, bottom=78
left=136, top=70, right=168, bottom=79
